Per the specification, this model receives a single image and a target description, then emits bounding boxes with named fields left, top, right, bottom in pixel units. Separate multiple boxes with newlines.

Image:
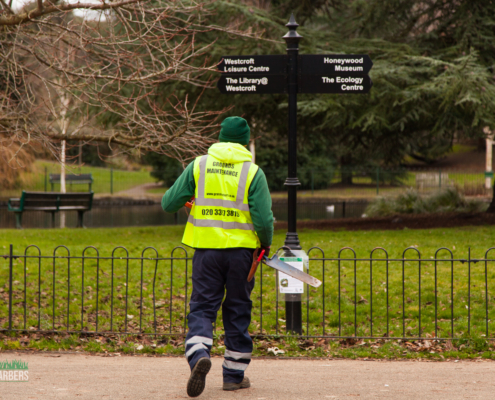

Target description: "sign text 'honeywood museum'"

left=217, top=54, right=373, bottom=94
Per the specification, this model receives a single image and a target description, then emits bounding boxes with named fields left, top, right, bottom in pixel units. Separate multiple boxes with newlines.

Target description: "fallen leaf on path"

left=267, top=347, right=285, bottom=355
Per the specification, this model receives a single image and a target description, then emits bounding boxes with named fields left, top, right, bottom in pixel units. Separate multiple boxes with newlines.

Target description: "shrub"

left=365, top=188, right=488, bottom=217
left=0, top=140, right=35, bottom=189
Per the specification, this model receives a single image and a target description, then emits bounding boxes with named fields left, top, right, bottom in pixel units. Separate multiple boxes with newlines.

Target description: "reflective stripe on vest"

left=195, top=155, right=251, bottom=211
left=182, top=153, right=260, bottom=249
left=187, top=214, right=255, bottom=231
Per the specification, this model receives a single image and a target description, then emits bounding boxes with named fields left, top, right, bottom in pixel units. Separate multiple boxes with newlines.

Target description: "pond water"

left=0, top=200, right=368, bottom=229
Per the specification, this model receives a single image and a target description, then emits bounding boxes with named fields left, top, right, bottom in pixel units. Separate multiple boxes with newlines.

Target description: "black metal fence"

left=1, top=244, right=495, bottom=340
left=2, top=166, right=492, bottom=199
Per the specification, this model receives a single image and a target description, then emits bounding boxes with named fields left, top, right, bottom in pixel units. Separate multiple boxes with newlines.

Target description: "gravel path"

left=1, top=352, right=494, bottom=399
left=115, top=182, right=163, bottom=198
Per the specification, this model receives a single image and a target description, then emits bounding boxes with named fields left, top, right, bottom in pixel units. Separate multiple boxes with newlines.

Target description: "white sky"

left=11, top=0, right=105, bottom=19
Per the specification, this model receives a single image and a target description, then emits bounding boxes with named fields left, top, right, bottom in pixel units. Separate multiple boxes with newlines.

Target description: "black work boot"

left=187, top=357, right=212, bottom=397
left=223, top=377, right=251, bottom=391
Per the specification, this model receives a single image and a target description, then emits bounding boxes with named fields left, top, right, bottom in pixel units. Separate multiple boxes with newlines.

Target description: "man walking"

left=162, top=116, right=273, bottom=397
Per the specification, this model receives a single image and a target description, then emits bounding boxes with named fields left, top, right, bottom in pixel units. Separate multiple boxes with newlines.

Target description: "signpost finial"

left=283, top=13, right=303, bottom=44
left=286, top=13, right=299, bottom=29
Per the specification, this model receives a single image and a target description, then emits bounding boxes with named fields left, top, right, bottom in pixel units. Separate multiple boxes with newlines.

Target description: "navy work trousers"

left=184, top=248, right=255, bottom=383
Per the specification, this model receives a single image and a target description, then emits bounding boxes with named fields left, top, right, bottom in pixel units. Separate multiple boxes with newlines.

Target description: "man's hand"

left=261, top=245, right=271, bottom=258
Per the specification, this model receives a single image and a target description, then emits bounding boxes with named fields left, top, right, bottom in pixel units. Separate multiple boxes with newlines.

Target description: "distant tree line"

left=2, top=0, right=493, bottom=190
left=147, top=0, right=495, bottom=189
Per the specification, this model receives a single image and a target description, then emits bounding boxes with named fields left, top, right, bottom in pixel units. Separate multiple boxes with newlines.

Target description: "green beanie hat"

left=219, top=116, right=250, bottom=146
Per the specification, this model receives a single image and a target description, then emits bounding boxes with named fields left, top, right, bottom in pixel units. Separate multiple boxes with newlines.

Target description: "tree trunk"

left=79, top=142, right=83, bottom=167
left=487, top=183, right=495, bottom=213
left=485, top=127, right=495, bottom=213
left=60, top=140, right=66, bottom=227
left=340, top=155, right=353, bottom=185
left=58, top=89, right=70, bottom=228
left=249, top=140, right=256, bottom=163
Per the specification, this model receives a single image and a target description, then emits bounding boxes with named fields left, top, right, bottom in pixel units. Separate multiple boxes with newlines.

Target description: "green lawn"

left=272, top=186, right=407, bottom=199
left=3, top=160, right=156, bottom=198
left=6, top=159, right=488, bottom=200
left=1, top=225, right=495, bottom=339
left=146, top=187, right=168, bottom=195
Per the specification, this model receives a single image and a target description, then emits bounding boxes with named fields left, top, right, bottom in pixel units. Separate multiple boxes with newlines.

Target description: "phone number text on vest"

left=202, top=209, right=240, bottom=217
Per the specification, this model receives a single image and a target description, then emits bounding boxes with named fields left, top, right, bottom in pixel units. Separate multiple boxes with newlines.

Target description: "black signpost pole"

left=283, top=14, right=303, bottom=334
left=283, top=14, right=302, bottom=250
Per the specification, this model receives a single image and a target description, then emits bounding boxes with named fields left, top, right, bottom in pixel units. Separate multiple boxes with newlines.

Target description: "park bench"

left=8, top=191, right=94, bottom=229
left=49, top=173, right=93, bottom=192
left=416, top=172, right=453, bottom=190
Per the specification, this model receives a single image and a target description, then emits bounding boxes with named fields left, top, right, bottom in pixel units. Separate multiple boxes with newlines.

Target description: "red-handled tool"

left=247, top=249, right=265, bottom=282
left=184, top=196, right=195, bottom=209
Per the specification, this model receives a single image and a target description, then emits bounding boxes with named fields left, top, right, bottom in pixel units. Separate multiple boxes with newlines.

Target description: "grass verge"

left=1, top=332, right=494, bottom=361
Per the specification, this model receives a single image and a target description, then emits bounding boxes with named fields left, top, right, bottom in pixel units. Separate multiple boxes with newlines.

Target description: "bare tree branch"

left=0, top=0, right=14, bottom=15
left=0, top=0, right=143, bottom=26
left=1, top=0, right=259, bottom=164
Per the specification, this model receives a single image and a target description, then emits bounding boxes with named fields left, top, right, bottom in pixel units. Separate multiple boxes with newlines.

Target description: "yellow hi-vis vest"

left=182, top=153, right=260, bottom=249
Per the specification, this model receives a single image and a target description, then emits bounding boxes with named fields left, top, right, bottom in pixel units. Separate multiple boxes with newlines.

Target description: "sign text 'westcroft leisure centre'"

left=217, top=55, right=287, bottom=75
left=217, top=54, right=373, bottom=94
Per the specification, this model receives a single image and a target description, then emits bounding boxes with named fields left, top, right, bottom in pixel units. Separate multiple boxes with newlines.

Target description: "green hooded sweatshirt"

left=161, top=143, right=274, bottom=247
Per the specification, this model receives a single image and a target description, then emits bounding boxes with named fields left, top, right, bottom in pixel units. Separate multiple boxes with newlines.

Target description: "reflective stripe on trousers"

left=222, top=359, right=249, bottom=371
left=223, top=349, right=252, bottom=374
left=185, top=336, right=213, bottom=359
left=224, top=349, right=252, bottom=360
